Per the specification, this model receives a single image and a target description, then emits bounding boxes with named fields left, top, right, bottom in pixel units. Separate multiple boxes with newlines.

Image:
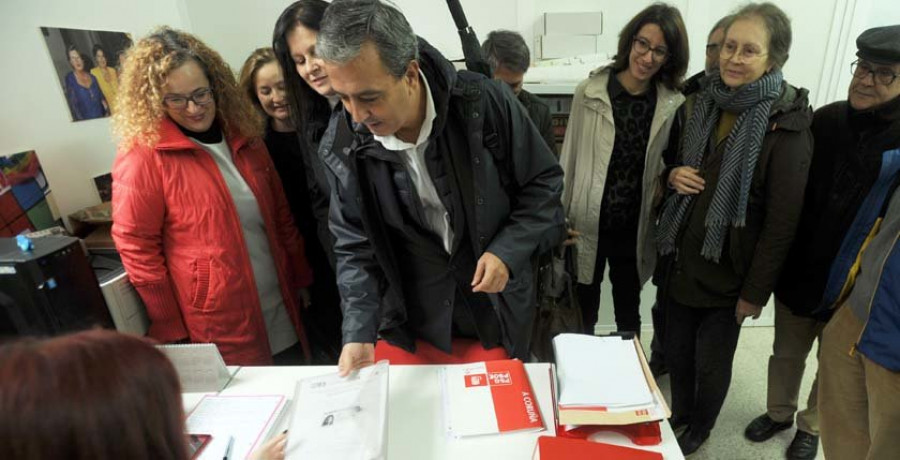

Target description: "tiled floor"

left=637, top=327, right=825, bottom=460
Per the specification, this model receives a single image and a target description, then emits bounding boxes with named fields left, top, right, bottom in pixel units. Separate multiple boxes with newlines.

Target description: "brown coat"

left=662, top=84, right=813, bottom=308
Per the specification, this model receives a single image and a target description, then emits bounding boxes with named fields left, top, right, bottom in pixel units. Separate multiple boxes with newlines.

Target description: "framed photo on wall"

left=92, top=172, right=113, bottom=203
left=40, top=26, right=132, bottom=122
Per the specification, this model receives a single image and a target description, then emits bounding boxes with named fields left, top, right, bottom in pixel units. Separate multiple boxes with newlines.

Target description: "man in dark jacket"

left=682, top=15, right=732, bottom=96
left=481, top=30, right=556, bottom=154
left=316, top=0, right=565, bottom=375
left=744, top=26, right=900, bottom=460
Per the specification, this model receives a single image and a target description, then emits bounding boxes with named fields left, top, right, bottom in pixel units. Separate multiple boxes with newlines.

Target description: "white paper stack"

left=553, top=334, right=669, bottom=425
left=554, top=334, right=653, bottom=410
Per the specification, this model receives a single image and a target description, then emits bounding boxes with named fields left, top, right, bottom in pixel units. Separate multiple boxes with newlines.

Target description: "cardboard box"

left=542, top=12, right=603, bottom=36
left=68, top=202, right=115, bottom=251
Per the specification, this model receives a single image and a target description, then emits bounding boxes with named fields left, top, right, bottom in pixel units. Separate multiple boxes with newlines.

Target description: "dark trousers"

left=575, top=231, right=642, bottom=334
left=272, top=341, right=306, bottom=366
left=665, top=297, right=741, bottom=435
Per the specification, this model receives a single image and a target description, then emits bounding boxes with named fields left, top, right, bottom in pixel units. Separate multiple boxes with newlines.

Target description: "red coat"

left=111, top=118, right=312, bottom=365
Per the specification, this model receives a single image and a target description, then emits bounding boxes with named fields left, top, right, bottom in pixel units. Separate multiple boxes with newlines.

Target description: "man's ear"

left=404, top=60, right=420, bottom=87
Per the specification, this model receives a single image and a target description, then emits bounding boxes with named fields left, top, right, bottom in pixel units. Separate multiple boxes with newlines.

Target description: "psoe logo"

left=465, top=374, right=488, bottom=387
left=488, top=371, right=512, bottom=386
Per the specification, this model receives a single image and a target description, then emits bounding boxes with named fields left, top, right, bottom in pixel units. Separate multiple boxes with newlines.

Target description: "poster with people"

left=40, top=26, right=132, bottom=122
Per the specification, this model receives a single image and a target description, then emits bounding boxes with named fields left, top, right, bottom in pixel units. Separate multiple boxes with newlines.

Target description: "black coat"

left=517, top=89, right=556, bottom=154
left=322, top=38, right=565, bottom=359
left=775, top=96, right=900, bottom=318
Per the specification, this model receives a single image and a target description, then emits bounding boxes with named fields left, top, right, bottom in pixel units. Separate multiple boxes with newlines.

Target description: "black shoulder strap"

left=452, top=70, right=513, bottom=192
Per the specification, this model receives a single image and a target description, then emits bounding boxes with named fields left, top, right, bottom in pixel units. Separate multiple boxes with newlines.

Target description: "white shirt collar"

left=373, top=70, right=435, bottom=152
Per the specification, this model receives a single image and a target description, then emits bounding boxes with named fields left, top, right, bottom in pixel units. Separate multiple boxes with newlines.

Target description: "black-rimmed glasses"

left=162, top=88, right=214, bottom=109
left=632, top=37, right=668, bottom=62
left=851, top=60, right=900, bottom=86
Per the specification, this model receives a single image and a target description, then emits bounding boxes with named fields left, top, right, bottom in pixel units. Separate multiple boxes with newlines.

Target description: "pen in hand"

left=222, top=435, right=234, bottom=460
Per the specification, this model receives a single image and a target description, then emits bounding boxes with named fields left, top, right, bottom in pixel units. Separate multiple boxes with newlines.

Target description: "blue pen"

left=222, top=435, right=234, bottom=460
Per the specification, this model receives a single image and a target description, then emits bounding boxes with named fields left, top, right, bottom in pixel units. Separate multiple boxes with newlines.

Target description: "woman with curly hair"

left=239, top=47, right=343, bottom=364
left=111, top=27, right=314, bottom=366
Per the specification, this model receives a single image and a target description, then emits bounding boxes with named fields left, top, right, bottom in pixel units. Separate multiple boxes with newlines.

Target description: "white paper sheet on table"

left=186, top=394, right=287, bottom=460
left=286, top=361, right=389, bottom=460
left=553, top=334, right=653, bottom=408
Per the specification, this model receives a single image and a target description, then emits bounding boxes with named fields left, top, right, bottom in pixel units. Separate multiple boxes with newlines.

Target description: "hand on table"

left=250, top=431, right=287, bottom=460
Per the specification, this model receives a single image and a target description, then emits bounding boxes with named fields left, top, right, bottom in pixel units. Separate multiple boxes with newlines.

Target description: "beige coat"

left=560, top=65, right=684, bottom=285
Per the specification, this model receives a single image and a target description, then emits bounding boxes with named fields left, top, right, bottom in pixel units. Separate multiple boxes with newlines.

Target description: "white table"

left=183, top=364, right=683, bottom=459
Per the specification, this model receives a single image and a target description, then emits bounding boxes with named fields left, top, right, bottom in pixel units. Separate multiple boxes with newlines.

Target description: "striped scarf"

left=657, top=70, right=784, bottom=262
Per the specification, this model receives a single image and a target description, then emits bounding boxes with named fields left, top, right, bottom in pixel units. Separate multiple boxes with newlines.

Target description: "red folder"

left=443, top=359, right=545, bottom=437
left=533, top=436, right=663, bottom=460
left=559, top=422, right=663, bottom=446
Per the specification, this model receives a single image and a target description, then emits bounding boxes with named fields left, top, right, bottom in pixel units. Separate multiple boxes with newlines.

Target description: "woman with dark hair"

left=112, top=27, right=314, bottom=366
left=272, top=0, right=338, bottom=253
left=655, top=2, right=812, bottom=453
left=560, top=3, right=688, bottom=336
left=64, top=45, right=108, bottom=120
left=239, top=47, right=343, bottom=364
left=0, top=329, right=286, bottom=459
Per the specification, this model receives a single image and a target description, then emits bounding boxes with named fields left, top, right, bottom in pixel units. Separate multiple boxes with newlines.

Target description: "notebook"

left=157, top=343, right=233, bottom=392
left=441, top=359, right=546, bottom=438
left=186, top=394, right=288, bottom=460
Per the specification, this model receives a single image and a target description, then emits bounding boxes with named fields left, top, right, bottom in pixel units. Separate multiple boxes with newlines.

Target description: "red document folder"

left=532, top=436, right=663, bottom=460
left=442, top=359, right=545, bottom=437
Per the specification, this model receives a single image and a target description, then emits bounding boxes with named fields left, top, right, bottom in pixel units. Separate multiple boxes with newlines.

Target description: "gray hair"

left=482, top=30, right=530, bottom=74
left=727, top=3, right=792, bottom=69
left=709, top=14, right=734, bottom=39
left=317, top=0, right=418, bottom=78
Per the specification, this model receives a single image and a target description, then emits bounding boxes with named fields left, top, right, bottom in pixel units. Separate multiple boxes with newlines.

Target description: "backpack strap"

left=451, top=70, right=514, bottom=194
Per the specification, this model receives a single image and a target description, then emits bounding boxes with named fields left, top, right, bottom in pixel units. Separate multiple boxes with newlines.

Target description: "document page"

left=186, top=395, right=287, bottom=460
left=286, top=361, right=389, bottom=460
left=553, top=334, right=653, bottom=408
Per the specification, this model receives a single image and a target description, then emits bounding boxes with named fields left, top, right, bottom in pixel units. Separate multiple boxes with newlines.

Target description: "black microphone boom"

left=446, top=0, right=492, bottom=78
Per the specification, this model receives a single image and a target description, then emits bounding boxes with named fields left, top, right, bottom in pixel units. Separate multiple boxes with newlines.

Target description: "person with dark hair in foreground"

left=0, top=329, right=286, bottom=460
left=315, top=0, right=564, bottom=375
left=481, top=30, right=556, bottom=153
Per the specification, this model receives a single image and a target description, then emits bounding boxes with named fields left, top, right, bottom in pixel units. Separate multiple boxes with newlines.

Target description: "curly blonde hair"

left=238, top=47, right=278, bottom=131
left=113, top=27, right=262, bottom=148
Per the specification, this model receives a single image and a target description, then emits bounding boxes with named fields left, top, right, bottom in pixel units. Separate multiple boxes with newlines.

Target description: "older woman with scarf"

left=654, top=3, right=812, bottom=454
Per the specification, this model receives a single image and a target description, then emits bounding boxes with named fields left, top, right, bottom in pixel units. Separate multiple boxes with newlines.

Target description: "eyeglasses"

left=720, top=42, right=767, bottom=62
left=632, top=37, right=668, bottom=62
left=705, top=43, right=721, bottom=57
left=162, top=88, right=214, bottom=109
left=851, top=60, right=900, bottom=86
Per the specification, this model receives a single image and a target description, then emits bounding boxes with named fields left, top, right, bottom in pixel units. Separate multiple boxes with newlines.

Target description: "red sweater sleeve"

left=111, top=147, right=188, bottom=342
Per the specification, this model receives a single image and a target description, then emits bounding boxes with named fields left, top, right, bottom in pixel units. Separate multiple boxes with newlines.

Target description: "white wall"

left=182, top=0, right=519, bottom=72
left=0, top=0, right=189, bottom=224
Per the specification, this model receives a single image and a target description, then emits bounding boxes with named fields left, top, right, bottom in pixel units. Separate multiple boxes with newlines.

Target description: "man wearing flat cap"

left=776, top=24, right=900, bottom=459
